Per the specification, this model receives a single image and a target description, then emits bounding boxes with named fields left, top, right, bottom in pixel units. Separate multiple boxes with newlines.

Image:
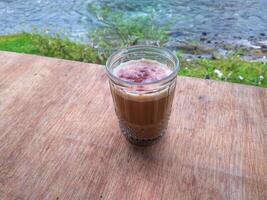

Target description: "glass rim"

left=106, top=45, right=179, bottom=87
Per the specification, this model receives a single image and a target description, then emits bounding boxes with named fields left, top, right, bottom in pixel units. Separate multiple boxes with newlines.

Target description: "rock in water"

left=211, top=51, right=222, bottom=60
left=257, top=40, right=267, bottom=52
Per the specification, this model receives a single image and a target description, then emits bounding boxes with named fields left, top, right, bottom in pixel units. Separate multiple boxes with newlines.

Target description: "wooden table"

left=0, top=51, right=266, bottom=200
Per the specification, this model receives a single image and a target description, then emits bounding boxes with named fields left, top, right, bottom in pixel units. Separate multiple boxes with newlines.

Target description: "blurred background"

left=0, top=0, right=266, bottom=87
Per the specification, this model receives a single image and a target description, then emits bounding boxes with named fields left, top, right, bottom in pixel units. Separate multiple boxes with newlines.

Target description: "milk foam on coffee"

left=113, top=59, right=171, bottom=84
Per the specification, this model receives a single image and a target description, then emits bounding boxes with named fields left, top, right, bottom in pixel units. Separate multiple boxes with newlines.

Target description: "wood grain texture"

left=0, top=51, right=266, bottom=200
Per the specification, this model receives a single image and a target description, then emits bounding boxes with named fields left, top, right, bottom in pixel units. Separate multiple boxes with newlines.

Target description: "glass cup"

left=106, top=45, right=179, bottom=146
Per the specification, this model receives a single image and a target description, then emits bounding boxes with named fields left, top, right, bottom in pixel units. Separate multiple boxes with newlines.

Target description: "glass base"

left=119, top=121, right=164, bottom=146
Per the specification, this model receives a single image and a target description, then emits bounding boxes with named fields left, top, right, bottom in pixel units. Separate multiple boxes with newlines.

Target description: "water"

left=0, top=0, right=267, bottom=42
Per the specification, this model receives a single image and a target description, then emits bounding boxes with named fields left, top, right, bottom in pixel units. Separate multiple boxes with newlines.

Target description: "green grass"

left=0, top=33, right=39, bottom=54
left=0, top=33, right=104, bottom=64
left=180, top=58, right=267, bottom=87
left=0, top=33, right=266, bottom=88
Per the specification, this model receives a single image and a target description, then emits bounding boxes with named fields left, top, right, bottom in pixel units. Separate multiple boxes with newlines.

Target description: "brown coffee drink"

left=109, top=59, right=176, bottom=145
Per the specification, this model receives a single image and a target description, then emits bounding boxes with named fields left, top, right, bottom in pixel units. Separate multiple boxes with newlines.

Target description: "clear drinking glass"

left=106, top=45, right=179, bottom=146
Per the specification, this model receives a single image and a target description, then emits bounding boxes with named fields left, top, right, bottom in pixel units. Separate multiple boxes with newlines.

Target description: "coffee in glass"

left=106, top=46, right=179, bottom=146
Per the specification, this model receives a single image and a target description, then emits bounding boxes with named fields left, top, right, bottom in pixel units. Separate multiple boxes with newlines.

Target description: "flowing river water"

left=1, top=0, right=266, bottom=42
